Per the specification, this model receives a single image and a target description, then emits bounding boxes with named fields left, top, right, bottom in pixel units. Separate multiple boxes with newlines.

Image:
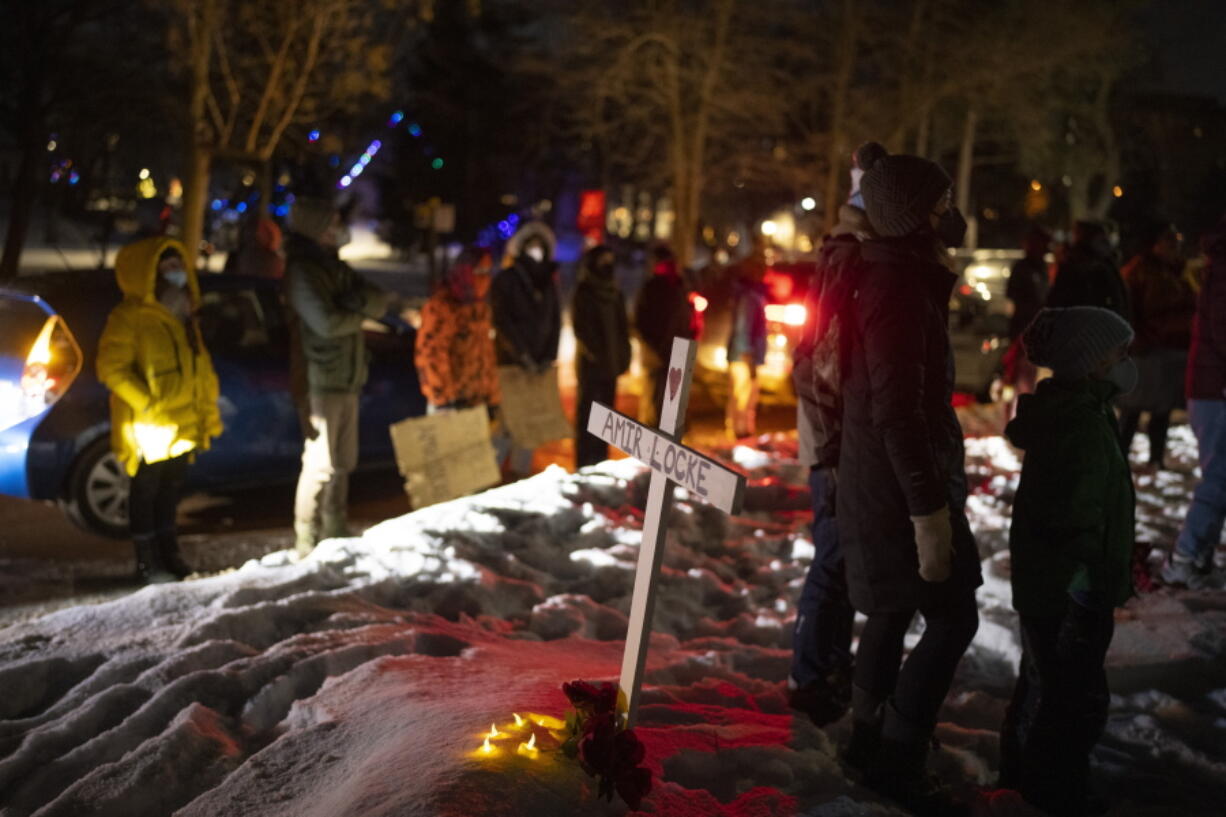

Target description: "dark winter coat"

left=1046, top=241, right=1130, bottom=322
left=633, top=268, right=694, bottom=362
left=1122, top=252, right=1195, bottom=352
left=1187, top=221, right=1226, bottom=400
left=836, top=234, right=983, bottom=613
left=285, top=233, right=388, bottom=394
left=1006, top=255, right=1050, bottom=339
left=1006, top=378, right=1136, bottom=616
left=727, top=278, right=768, bottom=365
left=490, top=256, right=561, bottom=367
left=572, top=265, right=631, bottom=380
left=794, top=204, right=872, bottom=468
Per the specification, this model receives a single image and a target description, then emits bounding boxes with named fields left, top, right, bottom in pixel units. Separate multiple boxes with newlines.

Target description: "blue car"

left=0, top=271, right=425, bottom=538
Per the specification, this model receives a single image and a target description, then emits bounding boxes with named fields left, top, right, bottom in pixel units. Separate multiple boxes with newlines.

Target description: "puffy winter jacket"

left=415, top=291, right=500, bottom=409
left=572, top=266, right=631, bottom=380
left=837, top=235, right=982, bottom=613
left=490, top=257, right=561, bottom=367
left=285, top=233, right=389, bottom=394
left=633, top=266, right=694, bottom=361
left=1121, top=252, right=1194, bottom=352
left=1047, top=241, right=1131, bottom=322
left=1006, top=377, right=1135, bottom=616
left=1186, top=221, right=1226, bottom=400
left=96, top=236, right=223, bottom=476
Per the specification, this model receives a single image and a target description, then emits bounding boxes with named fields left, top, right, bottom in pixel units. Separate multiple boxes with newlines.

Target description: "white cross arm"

left=586, top=402, right=745, bottom=515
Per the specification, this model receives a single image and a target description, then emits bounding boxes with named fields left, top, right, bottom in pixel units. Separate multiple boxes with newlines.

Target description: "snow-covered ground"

left=0, top=428, right=1224, bottom=816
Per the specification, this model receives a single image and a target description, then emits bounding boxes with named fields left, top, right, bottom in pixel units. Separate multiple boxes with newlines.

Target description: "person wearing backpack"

left=788, top=142, right=882, bottom=727
left=838, top=146, right=982, bottom=815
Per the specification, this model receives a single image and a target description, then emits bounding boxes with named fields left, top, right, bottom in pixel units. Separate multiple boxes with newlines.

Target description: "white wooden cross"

left=586, top=337, right=746, bottom=726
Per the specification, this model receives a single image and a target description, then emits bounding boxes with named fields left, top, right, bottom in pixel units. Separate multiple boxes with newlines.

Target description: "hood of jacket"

left=1006, top=377, right=1116, bottom=450
left=830, top=204, right=873, bottom=241
left=114, top=235, right=197, bottom=304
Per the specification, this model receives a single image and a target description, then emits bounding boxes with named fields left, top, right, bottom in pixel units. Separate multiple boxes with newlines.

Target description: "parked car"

left=0, top=271, right=425, bottom=538
left=949, top=248, right=1024, bottom=402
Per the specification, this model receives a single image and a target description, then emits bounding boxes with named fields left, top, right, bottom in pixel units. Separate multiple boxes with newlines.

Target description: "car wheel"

left=60, top=438, right=130, bottom=539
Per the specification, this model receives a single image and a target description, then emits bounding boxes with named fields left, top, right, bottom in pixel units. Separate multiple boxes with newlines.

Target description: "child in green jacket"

left=999, top=306, right=1137, bottom=817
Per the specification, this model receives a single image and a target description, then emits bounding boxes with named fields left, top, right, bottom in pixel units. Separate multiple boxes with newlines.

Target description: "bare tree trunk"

left=955, top=107, right=977, bottom=214
left=821, top=0, right=860, bottom=233
left=0, top=141, right=40, bottom=280
left=181, top=145, right=212, bottom=272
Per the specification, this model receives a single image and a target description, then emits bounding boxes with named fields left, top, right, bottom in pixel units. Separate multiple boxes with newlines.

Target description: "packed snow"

left=0, top=428, right=1224, bottom=816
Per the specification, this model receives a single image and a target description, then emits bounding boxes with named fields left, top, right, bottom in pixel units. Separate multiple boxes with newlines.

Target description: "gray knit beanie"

left=1023, top=307, right=1134, bottom=379
left=859, top=149, right=952, bottom=238
left=289, top=196, right=337, bottom=242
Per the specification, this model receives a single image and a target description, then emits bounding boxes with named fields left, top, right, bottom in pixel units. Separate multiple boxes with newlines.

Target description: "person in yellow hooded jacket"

left=96, top=236, right=223, bottom=583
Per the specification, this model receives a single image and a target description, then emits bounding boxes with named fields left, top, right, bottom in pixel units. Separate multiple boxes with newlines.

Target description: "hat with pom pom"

left=858, top=144, right=952, bottom=238
left=1023, top=307, right=1134, bottom=379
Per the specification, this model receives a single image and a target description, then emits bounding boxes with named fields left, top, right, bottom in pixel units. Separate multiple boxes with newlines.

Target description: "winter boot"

left=134, top=534, right=177, bottom=584
left=294, top=519, right=319, bottom=558
left=1160, top=552, right=1210, bottom=589
left=840, top=685, right=884, bottom=780
left=156, top=528, right=193, bottom=579
left=866, top=702, right=968, bottom=817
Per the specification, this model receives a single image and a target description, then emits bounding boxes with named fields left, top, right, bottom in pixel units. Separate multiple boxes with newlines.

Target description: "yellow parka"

left=96, top=236, right=223, bottom=476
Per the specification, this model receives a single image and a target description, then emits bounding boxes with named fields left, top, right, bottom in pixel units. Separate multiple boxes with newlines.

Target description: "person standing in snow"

left=725, top=257, right=768, bottom=439
left=1003, top=226, right=1052, bottom=410
left=285, top=197, right=391, bottom=556
left=998, top=306, right=1138, bottom=817
left=1165, top=215, right=1226, bottom=587
left=634, top=244, right=696, bottom=426
left=1116, top=222, right=1195, bottom=468
left=490, top=223, right=562, bottom=477
left=1046, top=220, right=1130, bottom=322
left=572, top=244, right=631, bottom=468
left=96, top=237, right=223, bottom=583
left=837, top=146, right=982, bottom=815
left=415, top=247, right=500, bottom=414
left=787, top=142, right=881, bottom=727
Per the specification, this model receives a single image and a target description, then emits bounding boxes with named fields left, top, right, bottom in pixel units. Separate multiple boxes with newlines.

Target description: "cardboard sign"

left=497, top=365, right=572, bottom=449
left=389, top=406, right=500, bottom=509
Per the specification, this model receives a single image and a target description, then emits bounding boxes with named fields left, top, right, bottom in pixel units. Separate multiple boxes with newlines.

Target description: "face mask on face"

left=935, top=207, right=968, bottom=248
left=162, top=268, right=188, bottom=289
left=1105, top=357, right=1139, bottom=395
left=525, top=245, right=545, bottom=264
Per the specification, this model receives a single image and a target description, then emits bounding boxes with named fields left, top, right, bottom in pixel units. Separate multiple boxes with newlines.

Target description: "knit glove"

left=911, top=505, right=954, bottom=583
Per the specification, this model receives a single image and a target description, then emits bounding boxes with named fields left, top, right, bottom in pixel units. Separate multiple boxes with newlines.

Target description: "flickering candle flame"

left=513, top=713, right=525, bottom=727
left=487, top=723, right=502, bottom=739
left=517, top=731, right=539, bottom=759
left=482, top=736, right=493, bottom=754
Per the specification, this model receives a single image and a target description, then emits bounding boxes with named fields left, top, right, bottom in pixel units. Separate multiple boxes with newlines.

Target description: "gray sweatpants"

left=293, top=391, right=359, bottom=533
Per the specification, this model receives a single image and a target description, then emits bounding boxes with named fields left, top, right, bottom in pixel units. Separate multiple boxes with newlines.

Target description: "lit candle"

left=517, top=732, right=538, bottom=759
left=513, top=713, right=526, bottom=728
left=487, top=723, right=503, bottom=739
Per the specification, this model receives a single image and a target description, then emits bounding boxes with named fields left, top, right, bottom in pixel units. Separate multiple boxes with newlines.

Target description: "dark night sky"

left=1140, top=0, right=1226, bottom=102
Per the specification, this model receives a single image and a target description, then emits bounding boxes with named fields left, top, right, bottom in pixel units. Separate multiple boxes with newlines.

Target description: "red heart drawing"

left=668, top=367, right=682, bottom=402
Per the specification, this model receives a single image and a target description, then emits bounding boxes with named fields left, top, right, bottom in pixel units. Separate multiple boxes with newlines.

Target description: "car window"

left=197, top=289, right=272, bottom=356
left=0, top=299, right=52, bottom=358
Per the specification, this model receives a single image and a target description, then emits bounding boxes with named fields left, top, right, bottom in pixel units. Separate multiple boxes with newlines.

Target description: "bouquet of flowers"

left=560, top=680, right=652, bottom=809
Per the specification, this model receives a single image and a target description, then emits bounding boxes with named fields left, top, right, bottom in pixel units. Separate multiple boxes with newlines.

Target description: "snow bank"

left=0, top=435, right=1223, bottom=815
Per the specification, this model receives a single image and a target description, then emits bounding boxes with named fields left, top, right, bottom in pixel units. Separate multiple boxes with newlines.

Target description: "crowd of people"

left=93, top=143, right=1226, bottom=816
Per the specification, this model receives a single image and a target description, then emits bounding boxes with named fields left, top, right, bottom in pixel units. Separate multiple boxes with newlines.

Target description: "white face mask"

left=525, top=245, right=545, bottom=263
left=162, top=268, right=188, bottom=288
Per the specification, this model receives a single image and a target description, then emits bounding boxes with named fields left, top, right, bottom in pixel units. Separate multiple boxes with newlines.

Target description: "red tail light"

left=764, top=303, right=807, bottom=326
left=21, top=316, right=80, bottom=405
left=689, top=293, right=709, bottom=313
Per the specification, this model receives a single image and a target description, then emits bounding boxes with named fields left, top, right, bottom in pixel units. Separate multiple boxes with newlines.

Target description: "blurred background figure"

left=725, top=256, right=767, bottom=438
left=1117, top=222, right=1195, bottom=468
left=225, top=216, right=285, bottom=279
left=1166, top=214, right=1226, bottom=588
left=1002, top=226, right=1053, bottom=418
left=491, top=222, right=561, bottom=478
left=96, top=237, right=223, bottom=583
left=1047, top=220, right=1130, bottom=321
left=572, top=244, right=631, bottom=468
left=415, top=247, right=500, bottom=415
left=286, top=197, right=391, bottom=556
left=634, top=244, right=695, bottom=426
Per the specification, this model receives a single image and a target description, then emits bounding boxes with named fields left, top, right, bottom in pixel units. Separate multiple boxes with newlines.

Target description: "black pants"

left=129, top=455, right=189, bottom=539
left=576, top=364, right=618, bottom=469
left=1000, top=600, right=1114, bottom=816
left=854, top=589, right=979, bottom=731
left=791, top=466, right=853, bottom=684
left=1118, top=408, right=1170, bottom=465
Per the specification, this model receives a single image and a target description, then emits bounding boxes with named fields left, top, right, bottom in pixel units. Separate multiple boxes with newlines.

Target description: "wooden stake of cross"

left=586, top=337, right=746, bottom=726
